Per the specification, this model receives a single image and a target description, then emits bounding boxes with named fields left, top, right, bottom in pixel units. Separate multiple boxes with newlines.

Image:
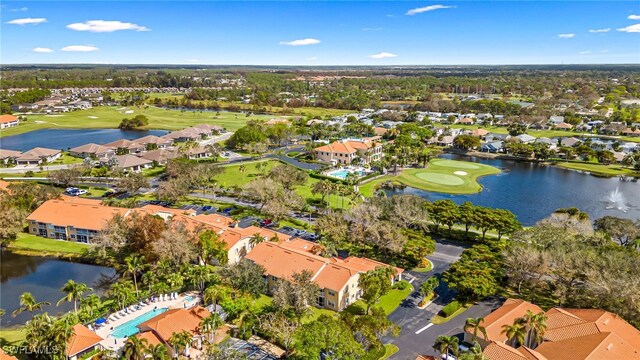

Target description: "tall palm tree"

left=146, top=344, right=170, bottom=360
left=57, top=280, right=91, bottom=315
left=432, top=335, right=460, bottom=359
left=249, top=232, right=265, bottom=248
left=501, top=322, right=525, bottom=347
left=464, top=317, right=488, bottom=342
left=125, top=254, right=146, bottom=297
left=199, top=313, right=223, bottom=344
left=13, top=292, right=50, bottom=319
left=123, top=335, right=149, bottom=360
left=518, top=310, right=548, bottom=348
left=238, top=164, right=246, bottom=185
left=169, top=331, right=193, bottom=358
left=204, top=285, right=228, bottom=309
left=110, top=281, right=134, bottom=311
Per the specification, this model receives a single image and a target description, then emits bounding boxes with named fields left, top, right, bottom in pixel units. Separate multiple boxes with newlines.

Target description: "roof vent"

left=606, top=343, right=613, bottom=351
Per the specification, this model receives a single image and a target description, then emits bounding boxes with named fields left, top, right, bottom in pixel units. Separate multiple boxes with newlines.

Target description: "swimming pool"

left=110, top=308, right=168, bottom=338
left=326, top=168, right=366, bottom=180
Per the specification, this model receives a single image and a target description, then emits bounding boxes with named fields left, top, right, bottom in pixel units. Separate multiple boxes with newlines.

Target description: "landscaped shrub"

left=441, top=300, right=461, bottom=318
left=392, top=280, right=410, bottom=290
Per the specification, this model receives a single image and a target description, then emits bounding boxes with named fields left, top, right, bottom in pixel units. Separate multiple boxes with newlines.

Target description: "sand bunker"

left=124, top=110, right=134, bottom=114
left=454, top=171, right=468, bottom=176
left=88, top=116, right=98, bottom=119
left=45, top=115, right=64, bottom=117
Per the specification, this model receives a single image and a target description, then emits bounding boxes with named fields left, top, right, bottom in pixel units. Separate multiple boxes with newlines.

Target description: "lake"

left=386, top=154, right=640, bottom=226
left=0, top=252, right=116, bottom=327
left=0, top=129, right=168, bottom=152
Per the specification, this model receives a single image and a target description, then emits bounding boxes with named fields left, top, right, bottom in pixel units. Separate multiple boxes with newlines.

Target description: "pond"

left=385, top=154, right=640, bottom=226
left=0, top=129, right=168, bottom=152
left=0, top=252, right=116, bottom=327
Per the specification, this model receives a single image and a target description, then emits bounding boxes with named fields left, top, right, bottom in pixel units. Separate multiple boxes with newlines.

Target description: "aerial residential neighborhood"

left=1, top=1, right=639, bottom=360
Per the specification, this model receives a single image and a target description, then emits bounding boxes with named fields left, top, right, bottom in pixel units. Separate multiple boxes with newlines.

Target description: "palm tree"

left=249, top=232, right=265, bottom=248
left=204, top=285, right=227, bottom=309
left=433, top=335, right=459, bottom=359
left=464, top=317, right=488, bottom=342
left=110, top=281, right=135, bottom=311
left=518, top=310, right=548, bottom=348
left=199, top=313, right=223, bottom=344
left=123, top=335, right=149, bottom=360
left=501, top=322, right=525, bottom=347
left=146, top=344, right=170, bottom=360
left=80, top=294, right=102, bottom=318
left=125, top=254, right=146, bottom=297
left=169, top=330, right=193, bottom=358
left=57, top=280, right=91, bottom=315
left=13, top=292, right=50, bottom=319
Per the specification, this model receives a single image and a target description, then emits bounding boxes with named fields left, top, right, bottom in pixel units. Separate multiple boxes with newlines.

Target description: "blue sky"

left=1, top=1, right=639, bottom=65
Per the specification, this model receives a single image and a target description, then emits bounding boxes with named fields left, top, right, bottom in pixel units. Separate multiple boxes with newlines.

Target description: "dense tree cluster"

left=118, top=114, right=149, bottom=129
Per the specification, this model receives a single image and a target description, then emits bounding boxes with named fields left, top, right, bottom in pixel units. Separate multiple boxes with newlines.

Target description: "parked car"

left=259, top=219, right=273, bottom=227
left=202, top=205, right=213, bottom=212
left=222, top=207, right=236, bottom=215
left=75, top=189, right=88, bottom=195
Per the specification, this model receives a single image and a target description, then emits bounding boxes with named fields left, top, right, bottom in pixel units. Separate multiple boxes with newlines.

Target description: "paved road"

left=0, top=164, right=74, bottom=174
left=384, top=242, right=501, bottom=360
left=266, top=146, right=323, bottom=171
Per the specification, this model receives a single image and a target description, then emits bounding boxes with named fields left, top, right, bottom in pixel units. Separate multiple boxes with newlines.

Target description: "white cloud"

left=588, top=28, right=610, bottom=33
left=557, top=33, right=575, bottom=38
left=10, top=7, right=28, bottom=12
left=279, top=38, right=321, bottom=46
left=61, top=45, right=99, bottom=52
left=579, top=51, right=592, bottom=55
left=305, top=57, right=318, bottom=61
left=6, top=17, right=46, bottom=25
left=617, top=24, right=640, bottom=33
left=601, top=49, right=609, bottom=53
left=628, top=15, right=640, bottom=20
left=66, top=20, right=150, bottom=32
left=32, top=47, right=53, bottom=53
left=363, top=27, right=383, bottom=31
left=185, top=58, right=201, bottom=63
left=368, top=52, right=398, bottom=59
left=406, top=5, right=452, bottom=15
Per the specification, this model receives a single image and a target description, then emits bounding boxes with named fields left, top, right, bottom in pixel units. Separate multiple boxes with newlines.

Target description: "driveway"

left=384, top=242, right=501, bottom=359
left=266, top=146, right=323, bottom=171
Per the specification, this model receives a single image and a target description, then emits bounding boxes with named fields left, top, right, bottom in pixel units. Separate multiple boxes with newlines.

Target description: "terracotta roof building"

left=314, top=138, right=383, bottom=165
left=68, top=143, right=115, bottom=159
left=136, top=306, right=210, bottom=357
left=15, top=147, right=61, bottom=165
left=246, top=240, right=403, bottom=311
left=66, top=324, right=104, bottom=360
left=26, top=199, right=129, bottom=242
left=0, top=114, right=19, bottom=129
left=0, top=348, right=18, bottom=360
left=476, top=298, right=640, bottom=360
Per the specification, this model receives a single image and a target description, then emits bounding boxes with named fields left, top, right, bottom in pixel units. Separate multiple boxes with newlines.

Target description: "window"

left=328, top=300, right=335, bottom=308
left=328, top=290, right=336, bottom=297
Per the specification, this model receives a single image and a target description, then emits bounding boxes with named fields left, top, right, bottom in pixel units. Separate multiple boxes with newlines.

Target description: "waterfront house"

left=26, top=198, right=129, bottom=242
left=102, top=139, right=144, bottom=154
left=246, top=239, right=403, bottom=311
left=15, top=147, right=61, bottom=165
left=480, top=141, right=504, bottom=153
left=560, top=137, right=581, bottom=147
left=548, top=115, right=565, bottom=125
left=133, top=135, right=173, bottom=149
left=469, top=129, right=490, bottom=138
left=474, top=298, right=640, bottom=360
left=162, top=131, right=200, bottom=143
left=66, top=324, right=104, bottom=360
left=314, top=138, right=383, bottom=165
left=136, top=307, right=210, bottom=357
left=0, top=348, right=18, bottom=360
left=515, top=134, right=536, bottom=144
left=0, top=114, right=20, bottom=129
left=68, top=143, right=116, bottom=159
left=0, top=149, right=22, bottom=164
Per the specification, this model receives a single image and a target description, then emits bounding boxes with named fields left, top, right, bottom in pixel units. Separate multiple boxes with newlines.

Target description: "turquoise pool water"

left=185, top=295, right=194, bottom=302
left=110, top=308, right=168, bottom=338
left=327, top=169, right=365, bottom=180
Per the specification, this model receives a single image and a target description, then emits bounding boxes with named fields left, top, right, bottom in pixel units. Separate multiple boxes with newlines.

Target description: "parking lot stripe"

left=415, top=323, right=434, bottom=334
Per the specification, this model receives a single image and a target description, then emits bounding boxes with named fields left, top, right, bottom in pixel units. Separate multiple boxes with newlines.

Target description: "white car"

left=75, top=189, right=88, bottom=195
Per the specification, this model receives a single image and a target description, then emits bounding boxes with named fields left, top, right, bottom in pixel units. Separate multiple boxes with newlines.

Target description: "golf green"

left=361, top=158, right=500, bottom=195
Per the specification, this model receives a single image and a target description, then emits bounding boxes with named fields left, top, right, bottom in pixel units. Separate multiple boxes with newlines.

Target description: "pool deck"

left=96, top=292, right=201, bottom=352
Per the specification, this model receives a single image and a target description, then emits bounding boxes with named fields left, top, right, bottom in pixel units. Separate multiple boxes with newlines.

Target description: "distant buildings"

left=0, top=114, right=20, bottom=129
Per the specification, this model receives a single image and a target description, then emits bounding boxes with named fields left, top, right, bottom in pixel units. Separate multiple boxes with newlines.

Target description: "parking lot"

left=225, top=338, right=278, bottom=360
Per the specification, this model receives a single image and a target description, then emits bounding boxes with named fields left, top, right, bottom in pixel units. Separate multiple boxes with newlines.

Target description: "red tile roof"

left=0, top=115, right=18, bottom=124
left=66, top=324, right=104, bottom=356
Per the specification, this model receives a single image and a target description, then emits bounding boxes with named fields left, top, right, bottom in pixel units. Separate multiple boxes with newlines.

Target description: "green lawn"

left=0, top=327, right=25, bottom=346
left=8, top=233, right=92, bottom=256
left=47, top=153, right=84, bottom=165
left=217, top=160, right=353, bottom=210
left=380, top=344, right=399, bottom=360
left=347, top=281, right=413, bottom=316
left=197, top=100, right=352, bottom=118
left=1, top=106, right=273, bottom=137
left=553, top=161, right=639, bottom=177
left=362, top=159, right=500, bottom=195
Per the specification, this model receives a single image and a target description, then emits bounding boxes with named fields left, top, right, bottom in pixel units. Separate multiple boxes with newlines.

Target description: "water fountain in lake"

left=605, top=187, right=629, bottom=213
